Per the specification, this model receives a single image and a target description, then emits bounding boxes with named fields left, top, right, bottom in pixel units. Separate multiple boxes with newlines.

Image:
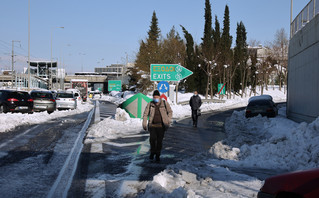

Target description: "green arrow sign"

left=150, top=64, right=193, bottom=82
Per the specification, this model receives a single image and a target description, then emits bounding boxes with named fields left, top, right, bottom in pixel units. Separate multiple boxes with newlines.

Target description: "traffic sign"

left=160, top=93, right=167, bottom=101
left=157, top=81, right=169, bottom=93
left=108, top=80, right=122, bottom=92
left=218, top=83, right=226, bottom=95
left=150, top=64, right=193, bottom=82
left=120, top=93, right=152, bottom=118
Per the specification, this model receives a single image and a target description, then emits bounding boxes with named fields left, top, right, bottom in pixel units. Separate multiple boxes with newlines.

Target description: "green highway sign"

left=218, top=83, right=226, bottom=95
left=120, top=93, right=152, bottom=118
left=150, top=64, right=193, bottom=82
left=108, top=80, right=122, bottom=91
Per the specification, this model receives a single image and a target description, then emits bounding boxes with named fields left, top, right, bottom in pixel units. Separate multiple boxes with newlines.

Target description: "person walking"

left=189, top=91, right=202, bottom=127
left=143, top=90, right=173, bottom=162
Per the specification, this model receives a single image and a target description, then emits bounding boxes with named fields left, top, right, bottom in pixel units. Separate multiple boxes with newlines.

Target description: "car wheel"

left=47, top=111, right=54, bottom=114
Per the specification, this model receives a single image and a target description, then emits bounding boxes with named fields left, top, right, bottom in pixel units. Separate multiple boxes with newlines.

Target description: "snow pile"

left=85, top=108, right=143, bottom=143
left=0, top=102, right=93, bottom=133
left=139, top=153, right=262, bottom=198
left=211, top=107, right=319, bottom=171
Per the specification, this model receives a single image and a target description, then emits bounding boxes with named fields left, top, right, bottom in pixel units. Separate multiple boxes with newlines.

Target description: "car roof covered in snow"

left=248, top=95, right=273, bottom=103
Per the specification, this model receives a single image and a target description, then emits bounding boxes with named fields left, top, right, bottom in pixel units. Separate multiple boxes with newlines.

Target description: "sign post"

left=108, top=80, right=122, bottom=92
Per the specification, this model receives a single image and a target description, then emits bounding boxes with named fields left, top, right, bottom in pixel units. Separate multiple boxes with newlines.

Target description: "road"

left=69, top=101, right=242, bottom=198
left=0, top=109, right=93, bottom=198
left=0, top=100, right=286, bottom=198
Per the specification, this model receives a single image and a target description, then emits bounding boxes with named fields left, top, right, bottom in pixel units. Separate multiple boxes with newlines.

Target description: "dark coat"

left=189, top=95, right=202, bottom=110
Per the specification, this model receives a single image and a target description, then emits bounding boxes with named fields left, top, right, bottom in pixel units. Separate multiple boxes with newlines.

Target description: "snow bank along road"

left=0, top=107, right=94, bottom=197
left=68, top=101, right=256, bottom=197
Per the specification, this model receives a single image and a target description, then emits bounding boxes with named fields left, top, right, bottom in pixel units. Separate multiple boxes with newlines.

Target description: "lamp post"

left=50, top=26, right=64, bottom=90
left=27, top=0, right=31, bottom=90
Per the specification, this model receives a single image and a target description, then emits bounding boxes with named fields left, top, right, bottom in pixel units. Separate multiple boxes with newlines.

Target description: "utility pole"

left=12, top=40, right=20, bottom=88
left=28, top=0, right=31, bottom=90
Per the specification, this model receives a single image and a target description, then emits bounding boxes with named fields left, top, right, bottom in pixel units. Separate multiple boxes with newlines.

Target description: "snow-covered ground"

left=83, top=87, right=296, bottom=197
left=171, top=87, right=286, bottom=120
left=0, top=102, right=93, bottom=133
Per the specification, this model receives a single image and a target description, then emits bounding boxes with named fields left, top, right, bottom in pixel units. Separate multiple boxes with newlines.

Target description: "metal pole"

left=28, top=0, right=31, bottom=90
left=176, top=83, right=179, bottom=104
left=12, top=41, right=14, bottom=88
left=50, top=28, right=53, bottom=90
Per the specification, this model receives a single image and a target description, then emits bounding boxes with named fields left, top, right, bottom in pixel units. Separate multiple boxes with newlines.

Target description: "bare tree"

left=272, top=28, right=289, bottom=91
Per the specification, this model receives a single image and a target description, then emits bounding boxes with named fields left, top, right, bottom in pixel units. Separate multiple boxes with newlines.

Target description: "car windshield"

left=248, top=99, right=271, bottom=107
left=7, top=92, right=30, bottom=99
left=31, top=92, right=53, bottom=99
left=56, top=93, right=74, bottom=98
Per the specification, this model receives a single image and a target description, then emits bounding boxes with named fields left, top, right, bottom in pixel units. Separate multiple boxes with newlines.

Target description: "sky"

left=0, top=0, right=310, bottom=74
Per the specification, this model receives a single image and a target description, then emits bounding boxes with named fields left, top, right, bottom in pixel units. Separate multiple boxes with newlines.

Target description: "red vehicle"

left=70, top=79, right=88, bottom=102
left=258, top=168, right=319, bottom=198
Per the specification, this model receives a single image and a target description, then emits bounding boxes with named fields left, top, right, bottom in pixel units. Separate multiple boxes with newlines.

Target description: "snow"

left=83, top=87, right=293, bottom=197
left=84, top=108, right=143, bottom=144
left=211, top=107, right=319, bottom=171
left=171, top=86, right=286, bottom=120
left=0, top=102, right=93, bottom=133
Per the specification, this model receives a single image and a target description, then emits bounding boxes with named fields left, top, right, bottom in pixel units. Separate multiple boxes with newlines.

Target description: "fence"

left=291, top=0, right=319, bottom=38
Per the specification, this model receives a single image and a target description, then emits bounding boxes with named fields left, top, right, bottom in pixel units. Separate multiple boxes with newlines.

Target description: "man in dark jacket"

left=189, top=91, right=202, bottom=127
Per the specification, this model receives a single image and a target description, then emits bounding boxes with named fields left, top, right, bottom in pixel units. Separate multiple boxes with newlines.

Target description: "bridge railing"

left=291, top=0, right=319, bottom=38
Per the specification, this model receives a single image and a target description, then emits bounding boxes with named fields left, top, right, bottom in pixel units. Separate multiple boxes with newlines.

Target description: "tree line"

left=129, top=0, right=288, bottom=98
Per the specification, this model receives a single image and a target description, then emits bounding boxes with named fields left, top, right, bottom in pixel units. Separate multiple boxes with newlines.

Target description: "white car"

left=66, top=89, right=81, bottom=102
left=56, top=92, right=77, bottom=110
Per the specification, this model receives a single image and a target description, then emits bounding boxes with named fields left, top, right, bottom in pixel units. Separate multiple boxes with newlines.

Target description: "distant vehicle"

left=0, top=90, right=33, bottom=114
left=30, top=90, right=56, bottom=114
left=66, top=89, right=81, bottom=102
left=70, top=79, right=88, bottom=102
left=258, top=168, right=319, bottom=198
left=55, top=92, right=77, bottom=110
left=245, top=95, right=278, bottom=118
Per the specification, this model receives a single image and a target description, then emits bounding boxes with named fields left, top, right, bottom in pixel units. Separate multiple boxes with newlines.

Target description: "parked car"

left=66, top=89, right=82, bottom=102
left=30, top=90, right=56, bottom=114
left=55, top=92, right=77, bottom=110
left=0, top=90, right=33, bottom=114
left=245, top=95, right=278, bottom=118
left=258, top=168, right=319, bottom=198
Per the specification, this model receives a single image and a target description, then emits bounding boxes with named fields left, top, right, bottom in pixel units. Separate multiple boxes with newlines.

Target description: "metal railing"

left=291, top=0, right=319, bottom=38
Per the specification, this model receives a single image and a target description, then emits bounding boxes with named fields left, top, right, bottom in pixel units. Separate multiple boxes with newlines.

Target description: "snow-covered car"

left=245, top=95, right=278, bottom=118
left=55, top=92, right=77, bottom=110
left=258, top=168, right=319, bottom=198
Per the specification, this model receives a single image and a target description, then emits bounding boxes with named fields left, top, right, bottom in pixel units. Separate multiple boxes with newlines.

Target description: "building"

left=287, top=0, right=319, bottom=122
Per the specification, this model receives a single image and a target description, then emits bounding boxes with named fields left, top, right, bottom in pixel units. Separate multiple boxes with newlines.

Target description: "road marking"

left=47, top=109, right=94, bottom=198
left=105, top=141, right=143, bottom=147
left=0, top=125, right=39, bottom=150
left=123, top=134, right=150, bottom=138
left=84, top=143, right=106, bottom=197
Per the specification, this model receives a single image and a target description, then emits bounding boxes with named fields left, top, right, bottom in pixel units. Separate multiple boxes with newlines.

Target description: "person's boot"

left=155, top=154, right=160, bottom=162
left=149, top=153, right=155, bottom=161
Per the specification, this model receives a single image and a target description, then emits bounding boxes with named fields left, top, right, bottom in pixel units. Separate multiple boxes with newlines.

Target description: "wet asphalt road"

left=0, top=110, right=90, bottom=198
left=70, top=101, right=243, bottom=198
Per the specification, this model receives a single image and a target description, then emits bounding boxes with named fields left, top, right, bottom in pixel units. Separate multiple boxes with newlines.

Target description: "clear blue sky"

left=0, top=0, right=310, bottom=74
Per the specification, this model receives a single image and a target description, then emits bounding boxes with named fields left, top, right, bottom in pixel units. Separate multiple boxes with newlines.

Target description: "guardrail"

left=291, top=0, right=319, bottom=38
left=177, top=99, right=225, bottom=106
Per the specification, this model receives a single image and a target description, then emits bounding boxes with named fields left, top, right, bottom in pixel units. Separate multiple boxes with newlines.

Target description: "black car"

left=0, top=90, right=33, bottom=113
left=245, top=95, right=278, bottom=118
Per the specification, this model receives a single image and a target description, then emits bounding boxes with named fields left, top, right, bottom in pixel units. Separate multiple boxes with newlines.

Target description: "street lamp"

left=50, top=26, right=64, bottom=90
